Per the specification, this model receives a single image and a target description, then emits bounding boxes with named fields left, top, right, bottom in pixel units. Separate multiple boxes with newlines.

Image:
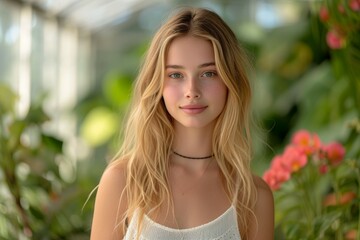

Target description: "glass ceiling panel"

left=20, top=0, right=305, bottom=32
left=21, top=0, right=168, bottom=30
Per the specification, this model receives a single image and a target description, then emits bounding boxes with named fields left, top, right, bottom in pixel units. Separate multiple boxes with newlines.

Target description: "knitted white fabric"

left=123, top=205, right=241, bottom=240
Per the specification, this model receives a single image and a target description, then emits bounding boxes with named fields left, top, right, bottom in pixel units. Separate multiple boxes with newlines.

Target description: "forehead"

left=165, top=36, right=215, bottom=65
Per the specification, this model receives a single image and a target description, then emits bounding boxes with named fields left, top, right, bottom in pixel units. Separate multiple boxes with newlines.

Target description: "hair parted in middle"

left=112, top=7, right=257, bottom=240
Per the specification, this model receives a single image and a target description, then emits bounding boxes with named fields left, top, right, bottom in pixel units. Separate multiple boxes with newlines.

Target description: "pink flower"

left=263, top=170, right=280, bottom=190
left=291, top=130, right=311, bottom=146
left=282, top=146, right=308, bottom=172
left=263, top=155, right=292, bottom=190
left=323, top=142, right=346, bottom=166
left=291, top=130, right=322, bottom=156
left=319, top=163, right=328, bottom=174
left=323, top=191, right=356, bottom=206
left=326, top=29, right=346, bottom=49
left=263, top=168, right=290, bottom=191
left=319, top=6, right=330, bottom=22
left=345, top=229, right=358, bottom=240
left=349, top=0, right=360, bottom=11
left=338, top=4, right=346, bottom=13
left=271, top=155, right=287, bottom=171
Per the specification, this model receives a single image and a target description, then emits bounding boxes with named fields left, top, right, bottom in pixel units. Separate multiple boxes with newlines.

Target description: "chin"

left=176, top=119, right=217, bottom=130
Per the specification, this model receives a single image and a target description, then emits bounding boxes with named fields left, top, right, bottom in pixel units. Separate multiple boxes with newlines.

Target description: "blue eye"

left=202, top=71, right=217, bottom=78
left=169, top=73, right=183, bottom=79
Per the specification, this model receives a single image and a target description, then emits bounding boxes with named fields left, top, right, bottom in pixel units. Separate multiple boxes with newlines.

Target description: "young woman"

left=91, top=7, right=274, bottom=240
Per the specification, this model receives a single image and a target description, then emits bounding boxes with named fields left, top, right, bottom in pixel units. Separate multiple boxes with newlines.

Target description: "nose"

left=185, top=77, right=200, bottom=99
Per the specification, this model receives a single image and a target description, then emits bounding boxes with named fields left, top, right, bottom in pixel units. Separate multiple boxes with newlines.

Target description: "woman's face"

left=162, top=35, right=228, bottom=130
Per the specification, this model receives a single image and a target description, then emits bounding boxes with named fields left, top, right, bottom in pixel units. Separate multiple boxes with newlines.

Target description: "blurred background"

left=0, top=0, right=359, bottom=239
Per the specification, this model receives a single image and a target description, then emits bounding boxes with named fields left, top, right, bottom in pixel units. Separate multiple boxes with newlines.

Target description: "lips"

left=180, top=104, right=207, bottom=114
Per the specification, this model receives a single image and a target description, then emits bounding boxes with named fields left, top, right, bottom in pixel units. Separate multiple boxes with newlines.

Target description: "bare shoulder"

left=101, top=161, right=127, bottom=187
left=90, top=160, right=128, bottom=240
left=252, top=174, right=274, bottom=212
left=252, top=174, right=274, bottom=221
left=96, top=161, right=128, bottom=200
left=253, top=174, right=273, bottom=196
left=249, top=175, right=274, bottom=240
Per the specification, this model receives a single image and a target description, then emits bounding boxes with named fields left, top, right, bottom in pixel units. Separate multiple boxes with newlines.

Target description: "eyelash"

left=168, top=71, right=217, bottom=79
left=201, top=71, right=217, bottom=78
left=168, top=73, right=183, bottom=79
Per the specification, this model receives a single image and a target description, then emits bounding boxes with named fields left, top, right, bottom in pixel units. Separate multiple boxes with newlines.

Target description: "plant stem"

left=356, top=167, right=360, bottom=240
left=1, top=119, right=33, bottom=238
left=330, top=168, right=343, bottom=240
left=4, top=156, right=33, bottom=238
left=294, top=171, right=315, bottom=236
left=344, top=47, right=360, bottom=118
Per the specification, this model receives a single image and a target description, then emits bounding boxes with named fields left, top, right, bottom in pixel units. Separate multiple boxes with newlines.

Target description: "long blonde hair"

left=111, top=7, right=257, bottom=239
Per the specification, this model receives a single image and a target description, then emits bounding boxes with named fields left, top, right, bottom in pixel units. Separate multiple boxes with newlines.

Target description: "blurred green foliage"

left=0, top=84, right=92, bottom=239
left=0, top=0, right=359, bottom=239
left=252, top=0, right=360, bottom=238
left=250, top=0, right=360, bottom=155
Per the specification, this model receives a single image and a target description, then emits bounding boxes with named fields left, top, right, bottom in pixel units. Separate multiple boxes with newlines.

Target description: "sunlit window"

left=0, top=0, right=92, bottom=167
left=0, top=1, right=92, bottom=126
left=0, top=0, right=20, bottom=90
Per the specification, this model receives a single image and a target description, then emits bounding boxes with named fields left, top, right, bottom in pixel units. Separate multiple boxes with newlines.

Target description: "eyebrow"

left=165, top=62, right=216, bottom=69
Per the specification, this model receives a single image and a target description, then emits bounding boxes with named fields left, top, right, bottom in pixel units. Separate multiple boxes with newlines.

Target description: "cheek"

left=162, top=85, right=178, bottom=106
left=214, top=84, right=228, bottom=112
left=210, top=82, right=228, bottom=101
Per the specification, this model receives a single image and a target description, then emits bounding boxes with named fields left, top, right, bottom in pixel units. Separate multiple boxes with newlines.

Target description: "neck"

left=172, top=124, right=214, bottom=159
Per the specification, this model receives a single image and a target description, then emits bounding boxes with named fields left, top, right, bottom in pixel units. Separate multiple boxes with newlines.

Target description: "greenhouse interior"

left=0, top=0, right=359, bottom=239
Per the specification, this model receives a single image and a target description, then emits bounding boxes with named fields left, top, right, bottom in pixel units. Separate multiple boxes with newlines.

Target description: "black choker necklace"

left=172, top=150, right=214, bottom=160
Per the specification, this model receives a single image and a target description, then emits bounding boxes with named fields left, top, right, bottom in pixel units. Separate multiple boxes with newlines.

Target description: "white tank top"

left=123, top=205, right=241, bottom=240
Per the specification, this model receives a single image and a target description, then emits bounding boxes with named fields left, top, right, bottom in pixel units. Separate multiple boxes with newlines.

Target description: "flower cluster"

left=319, top=0, right=360, bottom=49
left=263, top=130, right=346, bottom=190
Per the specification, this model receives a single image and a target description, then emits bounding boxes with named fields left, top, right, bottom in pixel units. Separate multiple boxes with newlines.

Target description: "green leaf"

left=103, top=73, right=132, bottom=109
left=316, top=211, right=342, bottom=237
left=25, top=104, right=50, bottom=125
left=283, top=220, right=308, bottom=239
left=29, top=205, right=45, bottom=220
left=0, top=83, right=18, bottom=115
left=7, top=120, right=26, bottom=151
left=41, top=134, right=63, bottom=154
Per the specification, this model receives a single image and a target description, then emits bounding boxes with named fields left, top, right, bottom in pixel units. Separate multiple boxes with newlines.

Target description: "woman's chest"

left=154, top=172, right=230, bottom=229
